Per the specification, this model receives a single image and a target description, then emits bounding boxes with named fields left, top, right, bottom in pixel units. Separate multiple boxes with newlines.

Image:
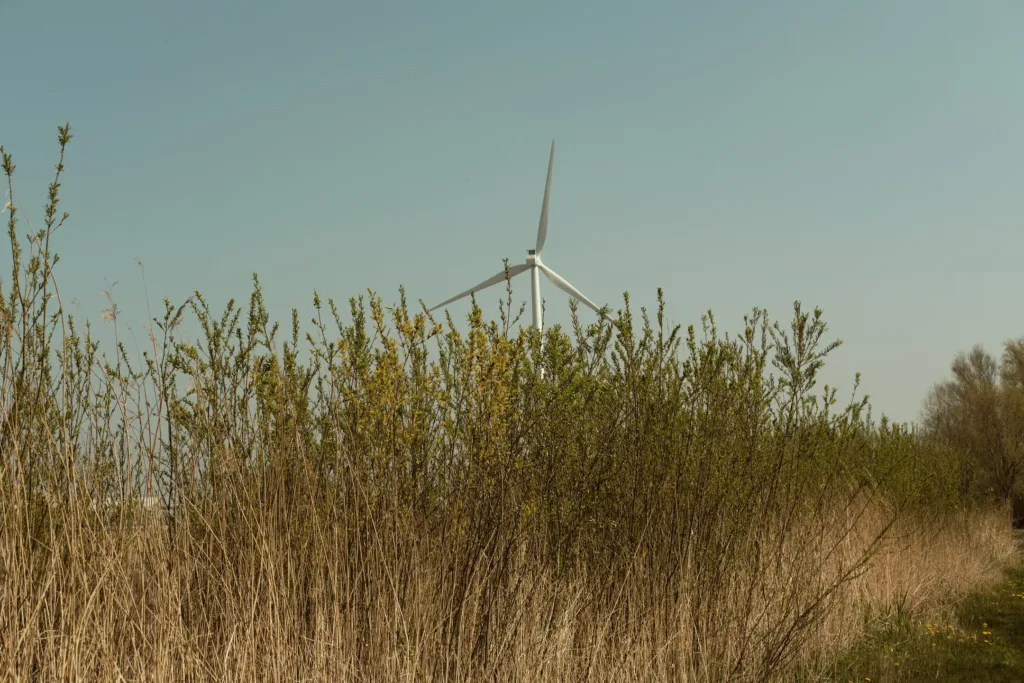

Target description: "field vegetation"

left=0, top=127, right=1017, bottom=681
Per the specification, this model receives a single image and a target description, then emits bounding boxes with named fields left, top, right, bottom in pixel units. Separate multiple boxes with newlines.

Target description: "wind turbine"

left=429, top=141, right=607, bottom=332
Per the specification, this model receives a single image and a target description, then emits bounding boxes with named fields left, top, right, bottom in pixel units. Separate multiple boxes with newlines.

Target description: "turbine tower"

left=429, top=141, right=606, bottom=332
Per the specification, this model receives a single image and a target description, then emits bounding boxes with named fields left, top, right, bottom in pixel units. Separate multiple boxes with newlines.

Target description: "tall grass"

left=0, top=128, right=1012, bottom=681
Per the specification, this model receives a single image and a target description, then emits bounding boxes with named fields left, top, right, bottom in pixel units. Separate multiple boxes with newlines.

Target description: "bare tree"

left=922, top=339, right=1024, bottom=501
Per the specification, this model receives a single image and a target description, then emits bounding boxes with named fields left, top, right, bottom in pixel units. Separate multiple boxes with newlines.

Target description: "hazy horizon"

left=3, top=0, right=1022, bottom=424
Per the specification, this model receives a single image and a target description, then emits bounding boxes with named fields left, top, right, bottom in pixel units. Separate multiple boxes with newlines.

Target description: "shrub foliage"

left=0, top=127, right=981, bottom=681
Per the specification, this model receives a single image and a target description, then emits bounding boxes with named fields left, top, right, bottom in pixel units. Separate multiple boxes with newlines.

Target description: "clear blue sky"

left=2, top=0, right=1021, bottom=424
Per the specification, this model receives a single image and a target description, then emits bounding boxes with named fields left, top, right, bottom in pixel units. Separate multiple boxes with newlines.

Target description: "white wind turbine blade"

left=537, top=263, right=608, bottom=318
left=429, top=264, right=529, bottom=312
left=535, top=141, right=555, bottom=256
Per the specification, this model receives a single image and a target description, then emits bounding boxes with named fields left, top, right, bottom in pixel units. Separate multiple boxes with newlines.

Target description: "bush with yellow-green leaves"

left=0, top=126, right=1003, bottom=682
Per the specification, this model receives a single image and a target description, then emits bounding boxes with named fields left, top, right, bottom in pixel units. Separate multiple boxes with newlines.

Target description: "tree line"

left=921, top=338, right=1024, bottom=513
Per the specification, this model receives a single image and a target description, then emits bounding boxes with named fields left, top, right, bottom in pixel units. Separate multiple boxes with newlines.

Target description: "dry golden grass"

left=799, top=504, right=1016, bottom=676
left=1, top=493, right=1013, bottom=682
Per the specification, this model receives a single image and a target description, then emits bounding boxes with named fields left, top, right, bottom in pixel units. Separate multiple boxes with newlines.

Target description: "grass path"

left=826, top=531, right=1024, bottom=682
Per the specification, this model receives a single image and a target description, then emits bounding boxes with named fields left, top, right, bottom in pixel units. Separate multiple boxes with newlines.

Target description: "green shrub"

left=0, top=126, right=990, bottom=681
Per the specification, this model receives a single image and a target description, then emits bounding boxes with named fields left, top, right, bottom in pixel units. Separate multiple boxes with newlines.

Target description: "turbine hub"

left=526, top=250, right=540, bottom=267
